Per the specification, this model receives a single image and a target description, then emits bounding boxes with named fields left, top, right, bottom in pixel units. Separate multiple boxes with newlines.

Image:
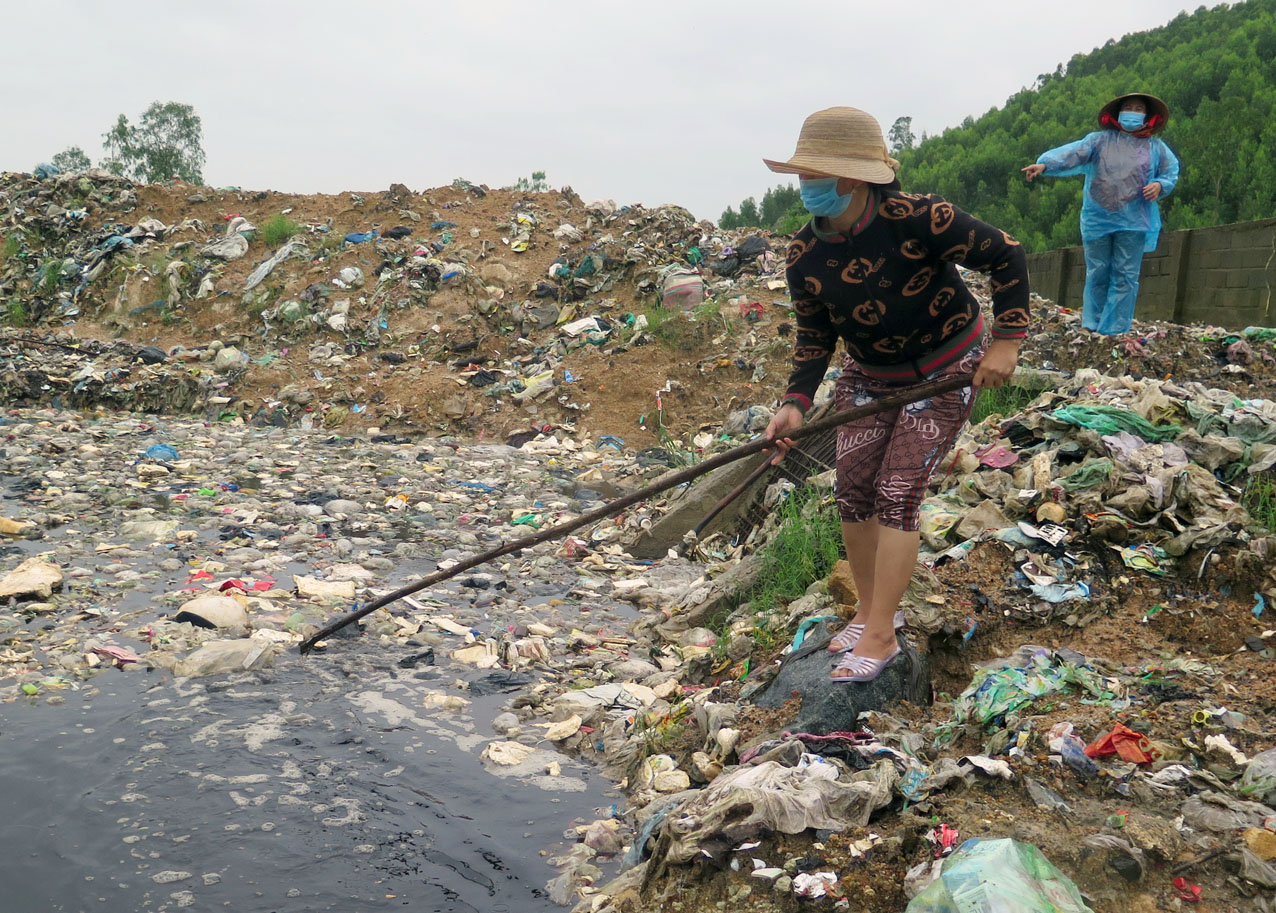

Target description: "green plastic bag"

left=937, top=648, right=1113, bottom=742
left=1051, top=405, right=1182, bottom=442
left=1058, top=458, right=1114, bottom=492
left=906, top=838, right=1094, bottom=913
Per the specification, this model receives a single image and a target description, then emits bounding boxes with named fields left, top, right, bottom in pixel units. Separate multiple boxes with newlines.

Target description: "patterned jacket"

left=781, top=188, right=1030, bottom=411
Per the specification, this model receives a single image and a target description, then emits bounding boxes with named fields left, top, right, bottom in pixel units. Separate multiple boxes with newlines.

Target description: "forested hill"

left=894, top=0, right=1276, bottom=252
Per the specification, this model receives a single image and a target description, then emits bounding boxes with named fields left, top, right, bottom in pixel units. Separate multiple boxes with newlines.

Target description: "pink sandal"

left=830, top=645, right=902, bottom=683
left=826, top=611, right=906, bottom=654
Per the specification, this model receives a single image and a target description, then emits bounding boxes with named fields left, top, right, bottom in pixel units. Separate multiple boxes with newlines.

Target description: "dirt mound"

left=2, top=169, right=1273, bottom=452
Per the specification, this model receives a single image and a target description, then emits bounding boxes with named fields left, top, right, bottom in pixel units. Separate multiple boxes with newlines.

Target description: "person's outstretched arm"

left=1023, top=133, right=1101, bottom=181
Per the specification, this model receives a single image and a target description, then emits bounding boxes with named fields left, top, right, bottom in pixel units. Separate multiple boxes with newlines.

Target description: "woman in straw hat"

left=1023, top=93, right=1179, bottom=336
left=762, top=106, right=1030, bottom=684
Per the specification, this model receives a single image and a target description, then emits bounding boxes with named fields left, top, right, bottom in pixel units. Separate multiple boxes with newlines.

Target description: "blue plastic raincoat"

left=1037, top=131, right=1180, bottom=252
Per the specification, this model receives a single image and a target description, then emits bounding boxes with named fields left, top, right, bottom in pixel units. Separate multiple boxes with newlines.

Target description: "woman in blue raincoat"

left=1023, top=93, right=1180, bottom=336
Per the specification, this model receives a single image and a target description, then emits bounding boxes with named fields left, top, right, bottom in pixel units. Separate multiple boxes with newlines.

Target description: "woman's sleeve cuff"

left=779, top=393, right=812, bottom=415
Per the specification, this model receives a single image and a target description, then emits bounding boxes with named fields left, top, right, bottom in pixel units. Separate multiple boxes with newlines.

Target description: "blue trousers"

left=1082, top=230, right=1146, bottom=335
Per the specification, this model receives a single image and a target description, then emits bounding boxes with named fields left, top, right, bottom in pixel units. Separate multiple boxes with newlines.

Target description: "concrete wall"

left=1025, top=218, right=1276, bottom=329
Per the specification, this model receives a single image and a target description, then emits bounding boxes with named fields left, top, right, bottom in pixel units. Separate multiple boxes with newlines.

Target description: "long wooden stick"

left=676, top=457, right=772, bottom=556
left=298, top=372, right=975, bottom=653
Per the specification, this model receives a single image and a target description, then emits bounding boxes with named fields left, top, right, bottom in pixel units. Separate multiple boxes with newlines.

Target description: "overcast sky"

left=3, top=0, right=1197, bottom=221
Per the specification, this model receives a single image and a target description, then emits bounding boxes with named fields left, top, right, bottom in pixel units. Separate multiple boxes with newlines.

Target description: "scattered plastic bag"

left=1051, top=405, right=1183, bottom=442
left=1058, top=458, right=1115, bottom=492
left=200, top=234, right=249, bottom=261
left=1029, top=581, right=1090, bottom=603
left=1085, top=722, right=1158, bottom=764
left=1024, top=777, right=1073, bottom=815
left=793, top=872, right=838, bottom=899
left=919, top=496, right=965, bottom=550
left=939, top=648, right=1115, bottom=740
left=244, top=239, right=308, bottom=291
left=1083, top=834, right=1145, bottom=883
left=661, top=267, right=704, bottom=311
left=905, top=838, right=1094, bottom=912
left=1239, top=747, right=1276, bottom=803
left=333, top=266, right=364, bottom=289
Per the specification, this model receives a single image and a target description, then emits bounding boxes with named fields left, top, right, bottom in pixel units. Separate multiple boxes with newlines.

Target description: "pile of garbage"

left=960, top=271, right=1276, bottom=403
left=4, top=166, right=1274, bottom=453
left=1, top=169, right=788, bottom=439
left=923, top=369, right=1276, bottom=585
left=471, top=369, right=1276, bottom=912
left=0, top=329, right=206, bottom=413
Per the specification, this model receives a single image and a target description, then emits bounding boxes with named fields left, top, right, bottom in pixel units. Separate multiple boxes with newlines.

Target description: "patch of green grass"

left=692, top=298, right=720, bottom=322
left=969, top=382, right=1044, bottom=426
left=4, top=300, right=29, bottom=327
left=704, top=490, right=842, bottom=671
left=732, top=490, right=843, bottom=627
left=260, top=214, right=302, bottom=247
left=1, top=234, right=21, bottom=264
left=628, top=704, right=693, bottom=763
left=693, top=297, right=736, bottom=336
left=642, top=303, right=683, bottom=346
left=1243, top=471, right=1276, bottom=533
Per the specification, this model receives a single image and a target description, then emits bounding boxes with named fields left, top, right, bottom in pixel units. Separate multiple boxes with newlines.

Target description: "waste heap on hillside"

left=2, top=168, right=792, bottom=427
left=0, top=169, right=140, bottom=324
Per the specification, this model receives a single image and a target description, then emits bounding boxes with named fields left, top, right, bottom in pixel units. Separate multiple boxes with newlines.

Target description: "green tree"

left=101, top=101, right=206, bottom=184
left=720, top=184, right=800, bottom=230
left=891, top=0, right=1276, bottom=250
left=759, top=184, right=799, bottom=225
left=888, top=116, right=916, bottom=154
left=51, top=146, right=91, bottom=173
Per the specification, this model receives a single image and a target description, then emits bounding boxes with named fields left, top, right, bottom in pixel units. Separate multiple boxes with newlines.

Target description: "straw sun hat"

left=764, top=107, right=899, bottom=183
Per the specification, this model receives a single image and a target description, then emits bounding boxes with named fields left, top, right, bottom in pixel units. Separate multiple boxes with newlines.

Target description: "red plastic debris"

left=975, top=444, right=1019, bottom=468
left=929, top=823, right=959, bottom=858
left=218, top=578, right=274, bottom=593
left=1085, top=722, right=1159, bottom=764
left=1173, top=876, right=1202, bottom=902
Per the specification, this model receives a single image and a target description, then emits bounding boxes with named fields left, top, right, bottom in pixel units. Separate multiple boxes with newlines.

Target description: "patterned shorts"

left=832, top=344, right=982, bottom=531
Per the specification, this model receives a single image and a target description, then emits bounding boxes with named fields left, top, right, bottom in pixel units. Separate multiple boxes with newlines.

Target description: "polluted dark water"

left=0, top=643, right=618, bottom=913
left=0, top=416, right=651, bottom=912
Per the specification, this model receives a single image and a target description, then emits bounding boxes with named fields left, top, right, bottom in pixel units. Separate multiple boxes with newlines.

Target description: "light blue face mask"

left=799, top=177, right=854, bottom=217
left=1118, top=111, right=1146, bottom=131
